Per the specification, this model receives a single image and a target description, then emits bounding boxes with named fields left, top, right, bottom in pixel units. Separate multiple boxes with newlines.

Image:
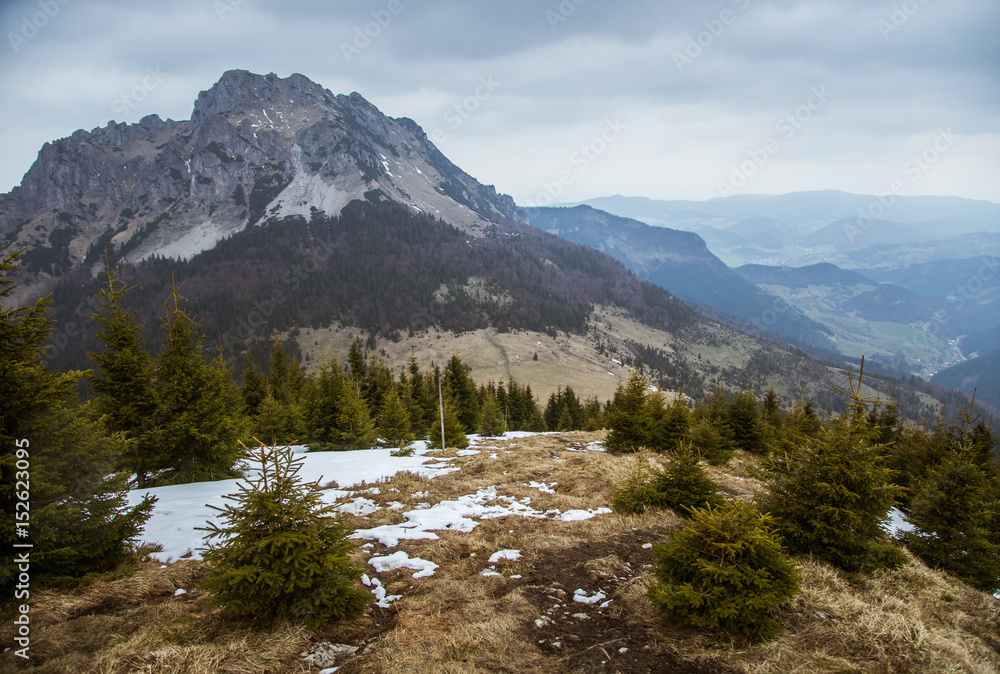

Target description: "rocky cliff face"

left=0, top=70, right=525, bottom=302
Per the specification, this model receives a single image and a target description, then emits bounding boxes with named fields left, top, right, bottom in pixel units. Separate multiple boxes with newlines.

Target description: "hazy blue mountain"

left=525, top=205, right=834, bottom=350
left=573, top=193, right=1000, bottom=269
left=932, top=348, right=1000, bottom=411
left=736, top=262, right=875, bottom=288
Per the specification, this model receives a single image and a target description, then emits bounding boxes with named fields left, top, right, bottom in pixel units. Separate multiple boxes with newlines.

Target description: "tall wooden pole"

left=438, top=374, right=446, bottom=450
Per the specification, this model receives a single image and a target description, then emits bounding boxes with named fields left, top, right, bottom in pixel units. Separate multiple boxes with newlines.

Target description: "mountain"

left=574, top=193, right=1000, bottom=269
left=524, top=205, right=834, bottom=352
left=932, top=348, right=1000, bottom=411
left=0, top=69, right=524, bottom=303
left=0, top=70, right=968, bottom=420
left=735, top=261, right=962, bottom=377
left=736, top=262, right=875, bottom=288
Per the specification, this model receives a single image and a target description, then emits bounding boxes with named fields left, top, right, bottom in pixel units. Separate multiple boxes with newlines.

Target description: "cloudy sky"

left=0, top=0, right=997, bottom=205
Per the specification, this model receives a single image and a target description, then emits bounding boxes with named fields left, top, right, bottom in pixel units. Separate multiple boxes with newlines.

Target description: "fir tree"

left=253, top=391, right=304, bottom=446
left=762, top=387, right=782, bottom=430
left=901, top=400, right=1000, bottom=593
left=902, top=451, right=1000, bottom=593
left=0, top=250, right=155, bottom=588
left=147, top=282, right=243, bottom=483
left=478, top=391, right=505, bottom=436
left=267, top=336, right=303, bottom=405
left=648, top=500, right=801, bottom=641
left=727, top=389, right=766, bottom=454
left=606, top=367, right=651, bottom=453
left=647, top=392, right=691, bottom=452
left=335, top=381, right=377, bottom=450
left=762, top=359, right=906, bottom=573
left=199, top=441, right=369, bottom=626
left=87, top=258, right=160, bottom=487
left=688, top=418, right=732, bottom=466
left=444, top=353, right=479, bottom=431
left=431, top=397, right=469, bottom=449
left=650, top=441, right=724, bottom=515
left=377, top=385, right=411, bottom=450
left=304, top=357, right=346, bottom=449
left=346, top=338, right=368, bottom=383
left=241, top=349, right=267, bottom=416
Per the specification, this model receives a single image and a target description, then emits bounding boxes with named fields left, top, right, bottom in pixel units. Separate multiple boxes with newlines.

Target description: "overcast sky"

left=0, top=0, right=997, bottom=205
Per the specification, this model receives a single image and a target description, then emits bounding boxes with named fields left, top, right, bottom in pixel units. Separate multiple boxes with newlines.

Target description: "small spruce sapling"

left=648, top=500, right=800, bottom=641
left=763, top=358, right=906, bottom=573
left=901, top=394, right=1000, bottom=593
left=650, top=440, right=724, bottom=515
left=199, top=441, right=369, bottom=626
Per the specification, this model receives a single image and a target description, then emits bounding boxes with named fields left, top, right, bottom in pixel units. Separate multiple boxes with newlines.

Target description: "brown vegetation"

left=3, top=432, right=998, bottom=673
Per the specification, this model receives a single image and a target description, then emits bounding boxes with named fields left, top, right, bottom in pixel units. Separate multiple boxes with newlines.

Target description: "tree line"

left=603, top=362, right=999, bottom=639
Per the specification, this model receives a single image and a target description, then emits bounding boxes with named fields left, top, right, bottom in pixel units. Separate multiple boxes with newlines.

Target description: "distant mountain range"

left=0, top=70, right=979, bottom=420
left=572, top=193, right=1000, bottom=270
left=524, top=205, right=834, bottom=352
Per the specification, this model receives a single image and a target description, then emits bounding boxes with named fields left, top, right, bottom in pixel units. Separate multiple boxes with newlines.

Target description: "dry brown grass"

left=4, top=432, right=998, bottom=674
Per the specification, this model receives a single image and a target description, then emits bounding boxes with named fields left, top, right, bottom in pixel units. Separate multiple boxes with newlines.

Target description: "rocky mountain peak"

left=1, top=70, right=526, bottom=303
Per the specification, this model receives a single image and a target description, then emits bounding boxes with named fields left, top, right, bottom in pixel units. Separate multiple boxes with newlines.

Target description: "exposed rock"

left=1, top=69, right=527, bottom=303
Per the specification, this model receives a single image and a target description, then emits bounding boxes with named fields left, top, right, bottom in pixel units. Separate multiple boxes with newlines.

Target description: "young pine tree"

left=762, top=360, right=906, bottom=573
left=431, top=396, right=469, bottom=449
left=606, top=367, right=651, bottom=453
left=377, top=385, right=412, bottom=450
left=648, top=500, right=800, bottom=641
left=650, top=441, right=724, bottom=515
left=335, top=381, right=377, bottom=450
left=241, top=349, right=267, bottom=417
left=199, top=442, right=369, bottom=626
left=901, top=401, right=1000, bottom=593
left=647, top=392, right=691, bottom=453
left=727, top=389, right=766, bottom=455
left=147, top=282, right=243, bottom=483
left=87, top=258, right=161, bottom=487
left=478, top=391, right=505, bottom=437
left=0, top=251, right=155, bottom=588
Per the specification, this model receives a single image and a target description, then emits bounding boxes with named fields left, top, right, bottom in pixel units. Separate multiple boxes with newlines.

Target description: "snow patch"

left=488, top=549, right=521, bottom=563
left=369, top=551, right=438, bottom=578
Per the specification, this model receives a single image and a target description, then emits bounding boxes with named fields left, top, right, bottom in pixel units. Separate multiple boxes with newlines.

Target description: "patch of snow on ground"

left=455, top=449, right=480, bottom=457
left=369, top=551, right=439, bottom=578
left=361, top=574, right=401, bottom=608
left=559, top=508, right=612, bottom=522
left=336, top=498, right=380, bottom=516
left=128, top=444, right=461, bottom=562
left=488, top=549, right=521, bottom=563
left=527, top=481, right=556, bottom=494
left=573, top=589, right=607, bottom=604
left=886, top=507, right=915, bottom=537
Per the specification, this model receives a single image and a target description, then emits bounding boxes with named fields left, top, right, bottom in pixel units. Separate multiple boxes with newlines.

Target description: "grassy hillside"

left=4, top=431, right=998, bottom=673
